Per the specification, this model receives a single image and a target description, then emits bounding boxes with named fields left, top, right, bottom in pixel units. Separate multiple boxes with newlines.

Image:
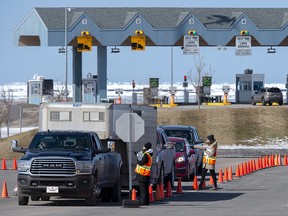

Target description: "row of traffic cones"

left=217, top=154, right=288, bottom=185
left=131, top=181, right=174, bottom=203
left=1, top=158, right=18, bottom=199
left=1, top=158, right=18, bottom=170
left=189, top=154, right=288, bottom=190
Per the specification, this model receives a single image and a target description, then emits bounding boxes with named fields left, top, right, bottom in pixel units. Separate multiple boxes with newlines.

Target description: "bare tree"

left=0, top=86, right=14, bottom=137
left=52, top=84, right=71, bottom=102
left=188, top=54, right=214, bottom=109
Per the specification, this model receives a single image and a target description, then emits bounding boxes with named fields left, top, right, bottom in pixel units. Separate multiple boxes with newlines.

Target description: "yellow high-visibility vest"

left=202, top=146, right=217, bottom=165
left=135, top=152, right=152, bottom=176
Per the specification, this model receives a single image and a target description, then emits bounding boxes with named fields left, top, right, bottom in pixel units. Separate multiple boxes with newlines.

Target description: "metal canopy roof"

left=12, top=7, right=288, bottom=47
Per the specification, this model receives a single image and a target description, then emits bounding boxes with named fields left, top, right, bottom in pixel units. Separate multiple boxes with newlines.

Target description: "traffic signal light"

left=81, top=31, right=90, bottom=36
left=134, top=30, right=144, bottom=35
left=132, top=80, right=135, bottom=88
left=184, top=75, right=187, bottom=82
left=240, top=30, right=249, bottom=35
left=188, top=30, right=197, bottom=35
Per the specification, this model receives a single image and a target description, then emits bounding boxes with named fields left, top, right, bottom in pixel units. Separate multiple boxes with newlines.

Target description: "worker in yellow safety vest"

left=194, top=134, right=218, bottom=190
left=135, top=142, right=153, bottom=205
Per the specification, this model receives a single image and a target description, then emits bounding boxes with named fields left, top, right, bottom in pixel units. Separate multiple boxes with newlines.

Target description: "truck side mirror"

left=11, top=140, right=28, bottom=153
left=11, top=140, right=18, bottom=151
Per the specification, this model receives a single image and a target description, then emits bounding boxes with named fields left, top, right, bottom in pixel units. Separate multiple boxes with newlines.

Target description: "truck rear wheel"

left=85, top=176, right=98, bottom=206
left=18, top=193, right=29, bottom=205
left=111, top=176, right=121, bottom=202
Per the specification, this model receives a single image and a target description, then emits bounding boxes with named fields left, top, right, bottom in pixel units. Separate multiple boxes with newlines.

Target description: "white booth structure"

left=27, top=75, right=53, bottom=105
left=235, top=69, right=264, bottom=103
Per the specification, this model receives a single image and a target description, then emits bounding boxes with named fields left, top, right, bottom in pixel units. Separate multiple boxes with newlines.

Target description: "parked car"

left=159, top=125, right=204, bottom=174
left=156, top=128, right=176, bottom=187
left=168, top=137, right=196, bottom=181
left=251, top=87, right=283, bottom=106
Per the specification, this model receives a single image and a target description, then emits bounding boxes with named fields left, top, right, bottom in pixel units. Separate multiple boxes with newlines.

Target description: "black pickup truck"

left=12, top=130, right=122, bottom=206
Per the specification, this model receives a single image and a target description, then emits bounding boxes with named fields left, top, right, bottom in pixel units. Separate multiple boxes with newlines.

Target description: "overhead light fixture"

left=267, top=46, right=276, bottom=54
left=58, top=47, right=65, bottom=53
left=111, top=46, right=120, bottom=53
left=216, top=45, right=227, bottom=51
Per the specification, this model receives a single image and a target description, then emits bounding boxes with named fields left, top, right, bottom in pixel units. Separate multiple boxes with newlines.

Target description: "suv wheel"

left=279, top=101, right=283, bottom=106
left=251, top=98, right=256, bottom=106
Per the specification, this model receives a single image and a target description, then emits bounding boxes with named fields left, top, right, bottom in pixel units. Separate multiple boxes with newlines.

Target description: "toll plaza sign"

left=131, top=35, right=145, bottom=51
left=183, top=35, right=199, bottom=55
left=235, top=36, right=252, bottom=56
left=77, top=35, right=92, bottom=52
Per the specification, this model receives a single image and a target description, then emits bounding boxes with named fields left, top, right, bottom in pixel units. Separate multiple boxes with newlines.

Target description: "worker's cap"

left=144, top=142, right=152, bottom=150
left=207, top=135, right=215, bottom=142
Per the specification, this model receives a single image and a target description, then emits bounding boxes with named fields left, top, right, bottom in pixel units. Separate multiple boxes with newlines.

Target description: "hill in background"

left=1, top=104, right=288, bottom=159
left=158, top=106, right=288, bottom=146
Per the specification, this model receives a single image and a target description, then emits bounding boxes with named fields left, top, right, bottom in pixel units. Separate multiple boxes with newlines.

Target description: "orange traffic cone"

left=223, top=168, right=228, bottom=182
left=247, top=161, right=251, bottom=174
left=258, top=158, right=262, bottom=170
left=155, top=184, right=162, bottom=201
left=278, top=155, right=282, bottom=166
left=165, top=181, right=172, bottom=197
left=218, top=168, right=223, bottom=183
left=159, top=183, right=165, bottom=199
left=284, top=155, right=287, bottom=166
left=209, top=176, right=214, bottom=186
left=1, top=181, right=9, bottom=198
left=202, top=178, right=206, bottom=189
left=263, top=156, right=267, bottom=169
left=11, top=158, right=18, bottom=170
left=243, top=162, right=248, bottom=175
left=268, top=155, right=272, bottom=167
left=255, top=159, right=259, bottom=171
left=239, top=163, right=243, bottom=176
left=235, top=164, right=240, bottom=178
left=228, top=166, right=233, bottom=181
left=193, top=175, right=199, bottom=190
left=131, top=188, right=137, bottom=200
left=149, top=184, right=154, bottom=203
left=274, top=155, right=278, bottom=166
left=1, top=158, right=7, bottom=170
left=176, top=179, right=183, bottom=194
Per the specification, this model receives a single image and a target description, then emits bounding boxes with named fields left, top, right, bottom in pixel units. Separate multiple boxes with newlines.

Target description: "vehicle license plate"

left=46, top=186, right=59, bottom=193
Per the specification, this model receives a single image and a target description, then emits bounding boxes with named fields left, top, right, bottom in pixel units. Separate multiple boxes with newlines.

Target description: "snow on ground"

left=0, top=127, right=38, bottom=139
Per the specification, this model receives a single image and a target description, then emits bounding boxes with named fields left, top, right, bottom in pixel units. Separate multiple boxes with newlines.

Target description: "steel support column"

left=72, top=46, right=82, bottom=102
left=97, top=46, right=107, bottom=102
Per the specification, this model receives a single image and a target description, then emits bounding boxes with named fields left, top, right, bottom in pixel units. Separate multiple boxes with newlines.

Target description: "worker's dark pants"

left=199, top=168, right=218, bottom=188
left=139, top=181, right=149, bottom=205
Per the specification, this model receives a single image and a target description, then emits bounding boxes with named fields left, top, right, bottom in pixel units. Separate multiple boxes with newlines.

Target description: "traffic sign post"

left=115, top=113, right=145, bottom=193
left=149, top=78, right=159, bottom=88
left=183, top=35, right=199, bottom=55
left=235, top=36, right=252, bottom=56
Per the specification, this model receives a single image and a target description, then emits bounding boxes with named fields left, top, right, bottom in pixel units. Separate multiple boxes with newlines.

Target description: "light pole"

left=64, top=8, right=71, bottom=101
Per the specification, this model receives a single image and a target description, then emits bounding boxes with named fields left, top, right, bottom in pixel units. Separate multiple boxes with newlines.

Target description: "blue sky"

left=1, top=0, right=288, bottom=85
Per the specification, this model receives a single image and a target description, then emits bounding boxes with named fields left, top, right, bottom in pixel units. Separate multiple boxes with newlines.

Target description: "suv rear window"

left=267, top=88, right=281, bottom=93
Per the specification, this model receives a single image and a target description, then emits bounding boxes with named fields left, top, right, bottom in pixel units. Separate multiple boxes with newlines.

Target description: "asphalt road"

left=1, top=158, right=287, bottom=216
